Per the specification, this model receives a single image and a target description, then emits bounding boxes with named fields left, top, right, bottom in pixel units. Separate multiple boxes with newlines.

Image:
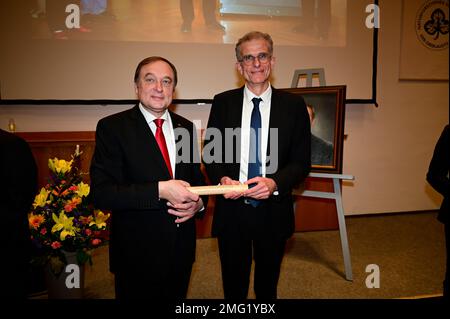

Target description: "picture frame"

left=282, top=85, right=346, bottom=174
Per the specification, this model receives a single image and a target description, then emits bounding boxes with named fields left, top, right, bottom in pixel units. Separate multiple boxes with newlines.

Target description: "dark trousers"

left=180, top=0, right=217, bottom=25
left=217, top=205, right=287, bottom=299
left=114, top=233, right=193, bottom=299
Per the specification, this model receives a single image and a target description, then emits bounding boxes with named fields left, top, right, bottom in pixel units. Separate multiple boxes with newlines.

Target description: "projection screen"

left=0, top=0, right=377, bottom=102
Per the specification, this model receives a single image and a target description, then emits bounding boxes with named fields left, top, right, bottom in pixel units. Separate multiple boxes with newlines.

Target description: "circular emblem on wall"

left=415, top=0, right=449, bottom=50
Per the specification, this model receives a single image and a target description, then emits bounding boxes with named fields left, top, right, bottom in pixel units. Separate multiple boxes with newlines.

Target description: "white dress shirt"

left=238, top=85, right=272, bottom=183
left=139, top=104, right=176, bottom=177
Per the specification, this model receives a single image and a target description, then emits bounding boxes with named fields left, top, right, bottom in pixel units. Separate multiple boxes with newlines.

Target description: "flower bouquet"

left=28, top=146, right=109, bottom=275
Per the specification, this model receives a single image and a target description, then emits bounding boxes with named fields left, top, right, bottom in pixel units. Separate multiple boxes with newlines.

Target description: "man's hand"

left=158, top=180, right=199, bottom=205
left=220, top=176, right=244, bottom=199
left=244, top=177, right=277, bottom=200
left=167, top=198, right=204, bottom=224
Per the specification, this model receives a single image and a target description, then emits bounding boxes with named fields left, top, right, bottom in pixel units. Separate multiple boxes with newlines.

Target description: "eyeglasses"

left=239, top=52, right=271, bottom=65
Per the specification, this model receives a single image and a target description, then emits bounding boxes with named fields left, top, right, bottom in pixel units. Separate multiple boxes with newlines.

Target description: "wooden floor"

left=31, top=0, right=347, bottom=46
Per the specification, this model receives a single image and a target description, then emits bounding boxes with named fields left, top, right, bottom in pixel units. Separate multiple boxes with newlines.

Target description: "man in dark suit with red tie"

left=204, top=31, right=311, bottom=299
left=90, top=56, right=207, bottom=299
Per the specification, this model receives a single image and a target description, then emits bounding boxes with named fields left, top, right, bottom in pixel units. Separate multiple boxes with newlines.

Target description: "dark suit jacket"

left=427, top=125, right=449, bottom=225
left=311, top=133, right=333, bottom=166
left=204, top=87, right=311, bottom=239
left=0, top=129, right=37, bottom=296
left=90, top=105, right=206, bottom=275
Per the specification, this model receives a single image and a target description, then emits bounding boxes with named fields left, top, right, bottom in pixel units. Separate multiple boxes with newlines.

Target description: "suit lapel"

left=228, top=88, right=245, bottom=179
left=131, top=105, right=172, bottom=180
left=267, top=88, right=283, bottom=159
left=230, top=87, right=245, bottom=128
left=170, top=111, right=184, bottom=180
left=268, top=87, right=283, bottom=130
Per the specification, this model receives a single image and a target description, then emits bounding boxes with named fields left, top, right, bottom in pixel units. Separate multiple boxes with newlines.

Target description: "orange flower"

left=64, top=197, right=82, bottom=212
left=79, top=215, right=93, bottom=225
left=30, top=150, right=110, bottom=273
left=29, top=213, right=45, bottom=229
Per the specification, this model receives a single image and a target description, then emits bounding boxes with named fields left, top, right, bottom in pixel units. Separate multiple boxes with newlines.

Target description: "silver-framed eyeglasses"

left=240, top=52, right=271, bottom=65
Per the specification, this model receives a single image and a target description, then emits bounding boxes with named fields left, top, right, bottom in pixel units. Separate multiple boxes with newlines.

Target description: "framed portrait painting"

left=282, top=85, right=346, bottom=174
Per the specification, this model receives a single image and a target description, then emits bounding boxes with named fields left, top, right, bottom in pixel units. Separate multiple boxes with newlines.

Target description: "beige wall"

left=343, top=0, right=448, bottom=214
left=0, top=0, right=448, bottom=215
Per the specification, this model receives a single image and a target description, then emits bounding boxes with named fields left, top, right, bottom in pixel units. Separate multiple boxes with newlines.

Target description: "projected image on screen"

left=1, top=0, right=373, bottom=100
left=30, top=0, right=346, bottom=46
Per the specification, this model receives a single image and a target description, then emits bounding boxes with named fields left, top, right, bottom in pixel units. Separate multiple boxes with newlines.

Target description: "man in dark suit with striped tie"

left=204, top=31, right=311, bottom=299
left=90, top=56, right=207, bottom=299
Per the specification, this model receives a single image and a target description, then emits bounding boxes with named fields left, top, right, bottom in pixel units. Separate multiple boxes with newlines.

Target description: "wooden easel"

left=294, top=173, right=354, bottom=281
left=292, top=69, right=353, bottom=281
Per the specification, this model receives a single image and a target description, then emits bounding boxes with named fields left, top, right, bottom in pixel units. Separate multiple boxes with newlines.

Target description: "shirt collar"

left=244, top=84, right=272, bottom=105
left=139, top=103, right=170, bottom=124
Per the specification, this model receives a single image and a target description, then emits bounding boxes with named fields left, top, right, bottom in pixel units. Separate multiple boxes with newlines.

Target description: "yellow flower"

left=76, top=182, right=90, bottom=197
left=29, top=213, right=45, bottom=229
left=51, top=212, right=76, bottom=241
left=33, top=188, right=51, bottom=208
left=48, top=158, right=73, bottom=174
left=89, top=210, right=110, bottom=229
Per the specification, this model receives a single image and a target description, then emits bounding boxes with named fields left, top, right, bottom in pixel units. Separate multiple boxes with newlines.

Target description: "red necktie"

left=154, top=118, right=173, bottom=178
